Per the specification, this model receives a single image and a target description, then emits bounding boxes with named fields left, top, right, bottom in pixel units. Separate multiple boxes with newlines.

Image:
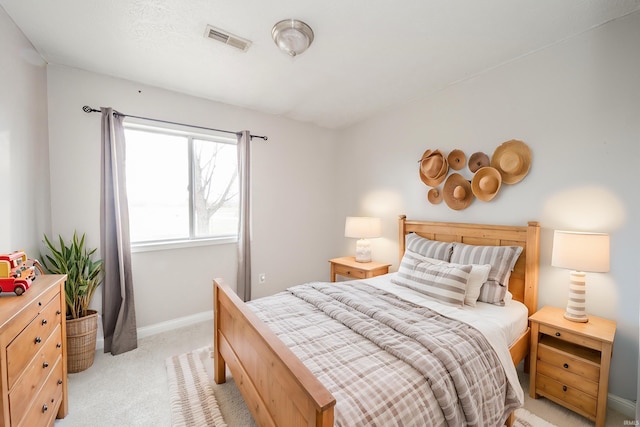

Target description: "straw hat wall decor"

left=417, top=140, right=531, bottom=210
left=468, top=152, right=490, bottom=173
left=447, top=149, right=466, bottom=170
left=443, top=174, right=473, bottom=210
left=419, top=149, right=448, bottom=187
left=427, top=188, right=443, bottom=204
left=491, top=139, right=531, bottom=184
left=471, top=166, right=502, bottom=201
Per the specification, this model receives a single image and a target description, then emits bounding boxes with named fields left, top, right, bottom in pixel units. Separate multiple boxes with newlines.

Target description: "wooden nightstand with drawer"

left=329, top=257, right=390, bottom=282
left=529, top=306, right=616, bottom=427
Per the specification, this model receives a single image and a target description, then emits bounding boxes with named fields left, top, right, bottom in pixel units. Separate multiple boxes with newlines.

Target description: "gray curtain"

left=100, top=107, right=138, bottom=355
left=236, top=130, right=251, bottom=302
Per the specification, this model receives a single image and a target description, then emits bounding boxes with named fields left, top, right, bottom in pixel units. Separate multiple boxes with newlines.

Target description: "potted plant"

left=41, top=232, right=103, bottom=373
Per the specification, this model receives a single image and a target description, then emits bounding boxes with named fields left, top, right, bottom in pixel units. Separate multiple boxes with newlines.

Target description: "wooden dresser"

left=0, top=274, right=68, bottom=427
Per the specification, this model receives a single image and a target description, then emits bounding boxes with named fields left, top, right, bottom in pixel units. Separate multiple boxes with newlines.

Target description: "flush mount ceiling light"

left=271, top=19, right=314, bottom=57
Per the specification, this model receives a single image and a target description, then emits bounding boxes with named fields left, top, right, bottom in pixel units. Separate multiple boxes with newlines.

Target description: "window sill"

left=131, top=236, right=237, bottom=253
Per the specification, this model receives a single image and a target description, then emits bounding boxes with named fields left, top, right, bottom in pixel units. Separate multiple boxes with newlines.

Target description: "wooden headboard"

left=398, top=215, right=540, bottom=316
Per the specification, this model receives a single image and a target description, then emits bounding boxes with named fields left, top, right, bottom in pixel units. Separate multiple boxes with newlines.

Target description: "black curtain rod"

left=82, top=106, right=268, bottom=141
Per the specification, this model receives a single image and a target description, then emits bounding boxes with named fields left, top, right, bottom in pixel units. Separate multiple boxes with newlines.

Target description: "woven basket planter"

left=66, top=309, right=98, bottom=373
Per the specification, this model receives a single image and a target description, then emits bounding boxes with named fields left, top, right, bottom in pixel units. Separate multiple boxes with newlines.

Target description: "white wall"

left=338, top=12, right=640, bottom=403
left=46, top=65, right=340, bottom=327
left=0, top=7, right=50, bottom=255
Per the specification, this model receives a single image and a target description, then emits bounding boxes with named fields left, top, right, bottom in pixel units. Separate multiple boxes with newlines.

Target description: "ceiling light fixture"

left=271, top=19, right=314, bottom=57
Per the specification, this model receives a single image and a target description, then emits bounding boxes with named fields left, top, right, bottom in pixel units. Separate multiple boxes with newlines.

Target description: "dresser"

left=0, top=274, right=68, bottom=427
left=529, top=306, right=616, bottom=427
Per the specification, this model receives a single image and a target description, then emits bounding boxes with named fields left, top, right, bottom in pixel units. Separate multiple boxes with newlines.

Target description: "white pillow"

left=421, top=256, right=491, bottom=307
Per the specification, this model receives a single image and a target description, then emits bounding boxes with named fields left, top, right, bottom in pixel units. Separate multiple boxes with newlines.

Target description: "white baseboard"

left=95, top=310, right=213, bottom=350
left=609, top=392, right=636, bottom=419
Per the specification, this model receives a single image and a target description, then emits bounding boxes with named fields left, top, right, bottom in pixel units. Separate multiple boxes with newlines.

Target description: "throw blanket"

left=249, top=282, right=521, bottom=427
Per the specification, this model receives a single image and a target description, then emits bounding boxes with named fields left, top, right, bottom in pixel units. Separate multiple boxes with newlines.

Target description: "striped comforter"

left=248, top=281, right=521, bottom=427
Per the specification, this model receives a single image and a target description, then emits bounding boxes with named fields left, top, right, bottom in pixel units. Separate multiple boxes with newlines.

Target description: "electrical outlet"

left=258, top=273, right=266, bottom=284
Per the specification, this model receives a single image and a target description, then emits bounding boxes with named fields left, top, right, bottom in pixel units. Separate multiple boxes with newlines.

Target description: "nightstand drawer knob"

left=555, top=332, right=561, bottom=337
left=562, top=385, right=568, bottom=392
left=563, top=363, right=569, bottom=369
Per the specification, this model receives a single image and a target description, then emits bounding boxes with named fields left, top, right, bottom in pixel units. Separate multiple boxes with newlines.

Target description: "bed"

left=213, top=216, right=540, bottom=426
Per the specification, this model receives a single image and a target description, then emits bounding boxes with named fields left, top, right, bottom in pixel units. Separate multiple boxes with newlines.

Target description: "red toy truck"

left=0, top=251, right=36, bottom=295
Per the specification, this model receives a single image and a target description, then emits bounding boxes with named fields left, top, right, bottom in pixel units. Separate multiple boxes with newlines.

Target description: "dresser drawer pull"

left=43, top=362, right=49, bottom=368
left=555, top=332, right=561, bottom=337
left=58, top=379, right=63, bottom=385
left=57, top=343, right=62, bottom=348
left=38, top=301, right=43, bottom=307
left=562, top=385, right=568, bottom=392
left=563, top=363, right=569, bottom=369
left=42, top=404, right=48, bottom=413
left=42, top=318, right=48, bottom=325
left=35, top=336, right=42, bottom=344
left=57, top=310, right=62, bottom=315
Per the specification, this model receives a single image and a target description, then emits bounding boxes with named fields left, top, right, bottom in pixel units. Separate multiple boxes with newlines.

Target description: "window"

left=124, top=123, right=238, bottom=246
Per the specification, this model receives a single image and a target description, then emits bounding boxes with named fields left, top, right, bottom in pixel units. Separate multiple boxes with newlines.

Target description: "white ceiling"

left=2, top=0, right=639, bottom=129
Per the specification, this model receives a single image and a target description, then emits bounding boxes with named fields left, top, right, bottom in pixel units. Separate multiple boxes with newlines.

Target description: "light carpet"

left=167, top=346, right=558, bottom=427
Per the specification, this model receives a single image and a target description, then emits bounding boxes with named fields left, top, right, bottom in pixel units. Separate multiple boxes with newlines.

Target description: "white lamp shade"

left=344, top=217, right=382, bottom=239
left=551, top=230, right=610, bottom=273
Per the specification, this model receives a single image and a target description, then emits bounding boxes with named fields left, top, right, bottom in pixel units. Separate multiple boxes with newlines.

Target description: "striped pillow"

left=450, top=243, right=523, bottom=305
left=405, top=233, right=453, bottom=261
left=392, top=256, right=471, bottom=307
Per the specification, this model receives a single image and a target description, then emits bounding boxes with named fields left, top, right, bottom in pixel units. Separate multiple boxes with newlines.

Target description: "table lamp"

left=344, top=217, right=382, bottom=263
left=551, top=230, right=610, bottom=323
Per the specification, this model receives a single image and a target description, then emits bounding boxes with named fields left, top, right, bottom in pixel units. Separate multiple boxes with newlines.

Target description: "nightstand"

left=529, top=306, right=616, bottom=427
left=329, top=257, right=391, bottom=282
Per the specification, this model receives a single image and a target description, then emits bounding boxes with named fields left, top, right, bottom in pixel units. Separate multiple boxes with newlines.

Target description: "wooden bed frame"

left=213, top=216, right=540, bottom=427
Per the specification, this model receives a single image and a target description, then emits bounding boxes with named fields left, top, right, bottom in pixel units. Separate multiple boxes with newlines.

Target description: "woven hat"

left=471, top=166, right=502, bottom=201
left=468, top=152, right=490, bottom=173
left=443, top=173, right=473, bottom=210
left=427, top=187, right=442, bottom=204
left=447, top=149, right=466, bottom=170
left=419, top=149, right=448, bottom=187
left=491, top=140, right=531, bottom=184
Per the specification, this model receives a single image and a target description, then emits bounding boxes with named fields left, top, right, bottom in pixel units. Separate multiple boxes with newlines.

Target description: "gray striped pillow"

left=392, top=256, right=471, bottom=307
left=450, top=243, right=523, bottom=305
left=405, top=233, right=453, bottom=261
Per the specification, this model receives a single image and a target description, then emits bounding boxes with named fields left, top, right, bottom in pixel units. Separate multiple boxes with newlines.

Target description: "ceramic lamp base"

left=355, top=238, right=372, bottom=263
left=564, top=271, right=588, bottom=323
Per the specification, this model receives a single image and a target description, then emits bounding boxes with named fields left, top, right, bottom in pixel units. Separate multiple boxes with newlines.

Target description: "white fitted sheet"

left=363, top=272, right=529, bottom=347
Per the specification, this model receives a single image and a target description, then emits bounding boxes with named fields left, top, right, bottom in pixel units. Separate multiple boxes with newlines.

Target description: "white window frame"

left=124, top=121, right=239, bottom=252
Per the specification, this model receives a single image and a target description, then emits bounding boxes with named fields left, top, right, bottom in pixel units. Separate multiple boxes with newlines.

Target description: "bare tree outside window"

left=193, top=139, right=238, bottom=237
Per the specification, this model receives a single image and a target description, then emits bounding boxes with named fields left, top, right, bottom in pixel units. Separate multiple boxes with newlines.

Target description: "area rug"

left=168, top=346, right=557, bottom=427
left=513, top=408, right=558, bottom=427
left=166, top=346, right=227, bottom=427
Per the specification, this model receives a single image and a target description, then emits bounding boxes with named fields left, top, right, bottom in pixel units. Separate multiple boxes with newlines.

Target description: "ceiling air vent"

left=205, top=25, right=251, bottom=52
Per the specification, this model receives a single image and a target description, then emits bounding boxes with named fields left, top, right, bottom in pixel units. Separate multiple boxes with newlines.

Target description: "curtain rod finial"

left=82, top=106, right=100, bottom=113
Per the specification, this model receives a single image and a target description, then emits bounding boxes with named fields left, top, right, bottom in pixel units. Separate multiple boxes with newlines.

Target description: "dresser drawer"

left=7, top=293, right=63, bottom=389
left=537, top=337, right=600, bottom=383
left=537, top=361, right=598, bottom=397
left=9, top=324, right=63, bottom=425
left=333, top=264, right=366, bottom=279
left=539, top=324, right=602, bottom=351
left=3, top=284, right=60, bottom=343
left=15, top=357, right=64, bottom=427
left=536, top=373, right=597, bottom=418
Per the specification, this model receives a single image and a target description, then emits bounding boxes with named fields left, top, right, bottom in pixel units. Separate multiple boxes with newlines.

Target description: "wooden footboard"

left=214, top=218, right=539, bottom=427
left=214, top=278, right=335, bottom=427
